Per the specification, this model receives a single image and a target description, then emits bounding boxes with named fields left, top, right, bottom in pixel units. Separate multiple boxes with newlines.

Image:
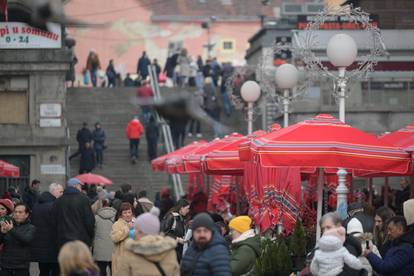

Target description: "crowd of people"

left=0, top=177, right=414, bottom=275
left=0, top=179, right=265, bottom=276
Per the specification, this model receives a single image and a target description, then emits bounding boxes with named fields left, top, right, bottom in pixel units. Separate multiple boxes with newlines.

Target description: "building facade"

left=0, top=22, right=71, bottom=191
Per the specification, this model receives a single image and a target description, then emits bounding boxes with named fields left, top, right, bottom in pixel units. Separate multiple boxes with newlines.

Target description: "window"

left=0, top=76, right=29, bottom=124
left=222, top=40, right=234, bottom=51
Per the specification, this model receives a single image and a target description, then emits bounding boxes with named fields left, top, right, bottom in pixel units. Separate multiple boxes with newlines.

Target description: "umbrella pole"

left=336, top=169, right=349, bottom=220
left=316, top=168, right=324, bottom=241
left=384, top=177, right=389, bottom=207
left=368, top=178, right=373, bottom=205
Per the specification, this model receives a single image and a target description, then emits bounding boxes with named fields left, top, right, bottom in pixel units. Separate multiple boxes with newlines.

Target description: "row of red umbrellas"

left=152, top=114, right=414, bottom=232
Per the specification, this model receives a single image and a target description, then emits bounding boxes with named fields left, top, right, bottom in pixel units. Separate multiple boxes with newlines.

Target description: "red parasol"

left=245, top=114, right=411, bottom=174
left=380, top=122, right=414, bottom=151
left=165, top=141, right=208, bottom=174
left=0, top=160, right=20, bottom=177
left=151, top=140, right=207, bottom=172
left=182, top=133, right=244, bottom=174
left=74, top=173, right=113, bottom=185
left=203, top=130, right=267, bottom=175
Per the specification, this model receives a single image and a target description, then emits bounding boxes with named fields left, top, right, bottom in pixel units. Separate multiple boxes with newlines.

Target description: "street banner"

left=0, top=22, right=61, bottom=49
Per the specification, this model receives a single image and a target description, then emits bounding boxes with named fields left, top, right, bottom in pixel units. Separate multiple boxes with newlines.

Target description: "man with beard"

left=181, top=213, right=231, bottom=276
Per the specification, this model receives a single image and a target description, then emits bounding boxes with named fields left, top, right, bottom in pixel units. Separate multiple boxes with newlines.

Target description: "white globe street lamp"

left=241, top=80, right=261, bottom=134
left=327, top=33, right=358, bottom=123
left=275, top=64, right=299, bottom=127
left=327, top=33, right=357, bottom=220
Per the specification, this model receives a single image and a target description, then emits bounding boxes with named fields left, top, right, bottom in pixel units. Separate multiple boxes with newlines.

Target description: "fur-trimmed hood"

left=124, top=235, right=177, bottom=263
left=318, top=235, right=343, bottom=252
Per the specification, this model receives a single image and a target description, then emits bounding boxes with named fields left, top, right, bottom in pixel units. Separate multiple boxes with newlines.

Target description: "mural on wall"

left=64, top=0, right=262, bottom=81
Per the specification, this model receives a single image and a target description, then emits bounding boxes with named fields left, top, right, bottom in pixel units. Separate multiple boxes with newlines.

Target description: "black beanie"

left=191, top=213, right=215, bottom=231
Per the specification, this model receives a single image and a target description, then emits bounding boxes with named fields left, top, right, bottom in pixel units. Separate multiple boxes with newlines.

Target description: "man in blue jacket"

left=364, top=216, right=414, bottom=276
left=181, top=213, right=231, bottom=276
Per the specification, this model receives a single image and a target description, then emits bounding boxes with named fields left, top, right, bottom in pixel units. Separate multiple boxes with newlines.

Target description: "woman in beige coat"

left=111, top=202, right=135, bottom=276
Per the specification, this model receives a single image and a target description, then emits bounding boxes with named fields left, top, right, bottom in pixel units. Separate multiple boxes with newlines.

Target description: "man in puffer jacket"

left=311, top=226, right=363, bottom=276
left=181, top=213, right=231, bottom=276
left=229, top=216, right=260, bottom=276
left=365, top=216, right=414, bottom=276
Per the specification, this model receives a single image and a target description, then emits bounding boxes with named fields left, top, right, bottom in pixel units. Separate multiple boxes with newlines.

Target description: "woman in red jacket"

left=126, top=117, right=144, bottom=164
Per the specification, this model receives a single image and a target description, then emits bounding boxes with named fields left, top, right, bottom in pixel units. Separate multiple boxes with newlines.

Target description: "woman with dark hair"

left=121, top=192, right=144, bottom=217
left=374, top=206, right=395, bottom=256
left=159, top=187, right=175, bottom=219
left=111, top=202, right=134, bottom=275
left=161, top=199, right=190, bottom=261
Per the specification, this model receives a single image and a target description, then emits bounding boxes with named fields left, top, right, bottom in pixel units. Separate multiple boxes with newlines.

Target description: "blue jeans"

left=129, top=139, right=140, bottom=158
left=90, top=69, right=97, bottom=87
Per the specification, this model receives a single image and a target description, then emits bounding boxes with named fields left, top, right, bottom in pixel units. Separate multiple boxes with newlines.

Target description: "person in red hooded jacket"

left=126, top=116, right=144, bottom=164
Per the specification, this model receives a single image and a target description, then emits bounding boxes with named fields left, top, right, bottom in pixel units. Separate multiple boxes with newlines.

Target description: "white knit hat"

left=346, top=218, right=363, bottom=236
left=403, top=199, right=414, bottom=226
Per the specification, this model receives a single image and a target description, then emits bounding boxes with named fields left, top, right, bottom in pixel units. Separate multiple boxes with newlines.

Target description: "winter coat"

left=138, top=198, right=154, bottom=213
left=164, top=54, right=179, bottom=78
left=137, top=56, right=151, bottom=78
left=22, top=187, right=40, bottom=210
left=162, top=212, right=186, bottom=260
left=0, top=219, right=35, bottom=270
left=106, top=64, right=117, bottom=80
left=344, top=212, right=374, bottom=234
left=80, top=148, right=96, bottom=171
left=30, top=192, right=58, bottom=263
left=77, top=127, right=93, bottom=148
left=367, top=232, right=414, bottom=276
left=145, top=121, right=159, bottom=141
left=86, top=53, right=101, bottom=71
left=126, top=119, right=144, bottom=140
left=118, top=235, right=180, bottom=276
left=181, top=230, right=231, bottom=276
left=52, top=187, right=95, bottom=249
left=111, top=218, right=131, bottom=275
left=92, top=128, right=106, bottom=151
left=310, top=235, right=363, bottom=276
left=93, top=207, right=116, bottom=262
left=230, top=230, right=261, bottom=276
left=177, top=55, right=192, bottom=77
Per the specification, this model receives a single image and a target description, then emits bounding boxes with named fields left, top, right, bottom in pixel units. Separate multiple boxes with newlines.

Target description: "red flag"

left=0, top=0, right=7, bottom=21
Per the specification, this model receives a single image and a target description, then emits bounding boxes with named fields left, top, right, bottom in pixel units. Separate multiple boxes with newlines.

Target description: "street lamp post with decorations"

left=241, top=81, right=261, bottom=135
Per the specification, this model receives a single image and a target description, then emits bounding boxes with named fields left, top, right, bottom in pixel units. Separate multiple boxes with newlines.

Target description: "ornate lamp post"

left=275, top=63, right=299, bottom=127
left=240, top=81, right=261, bottom=135
left=326, top=33, right=358, bottom=123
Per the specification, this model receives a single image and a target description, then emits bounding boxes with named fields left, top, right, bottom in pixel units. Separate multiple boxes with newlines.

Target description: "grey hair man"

left=49, top=183, right=64, bottom=199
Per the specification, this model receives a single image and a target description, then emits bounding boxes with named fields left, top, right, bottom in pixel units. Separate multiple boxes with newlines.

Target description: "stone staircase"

left=66, top=87, right=245, bottom=198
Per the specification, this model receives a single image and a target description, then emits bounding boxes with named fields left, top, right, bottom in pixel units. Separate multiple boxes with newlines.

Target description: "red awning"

left=0, top=160, right=20, bottom=178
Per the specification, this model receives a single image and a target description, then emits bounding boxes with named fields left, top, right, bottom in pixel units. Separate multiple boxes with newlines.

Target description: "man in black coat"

left=52, top=178, right=95, bottom=250
left=79, top=142, right=95, bottom=174
left=343, top=202, right=374, bottom=234
left=69, top=122, right=93, bottom=160
left=31, top=183, right=64, bottom=276
left=0, top=203, right=36, bottom=276
left=22, top=179, right=40, bottom=210
left=145, top=115, right=159, bottom=161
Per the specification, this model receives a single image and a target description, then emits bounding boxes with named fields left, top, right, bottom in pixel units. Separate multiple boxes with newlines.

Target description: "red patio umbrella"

left=242, top=114, right=412, bottom=236
left=165, top=141, right=208, bottom=174
left=151, top=140, right=207, bottom=172
left=380, top=122, right=414, bottom=151
left=74, top=173, right=112, bottom=185
left=246, top=114, right=411, bottom=174
left=0, top=160, right=20, bottom=177
left=203, top=130, right=267, bottom=175
left=182, top=133, right=244, bottom=174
